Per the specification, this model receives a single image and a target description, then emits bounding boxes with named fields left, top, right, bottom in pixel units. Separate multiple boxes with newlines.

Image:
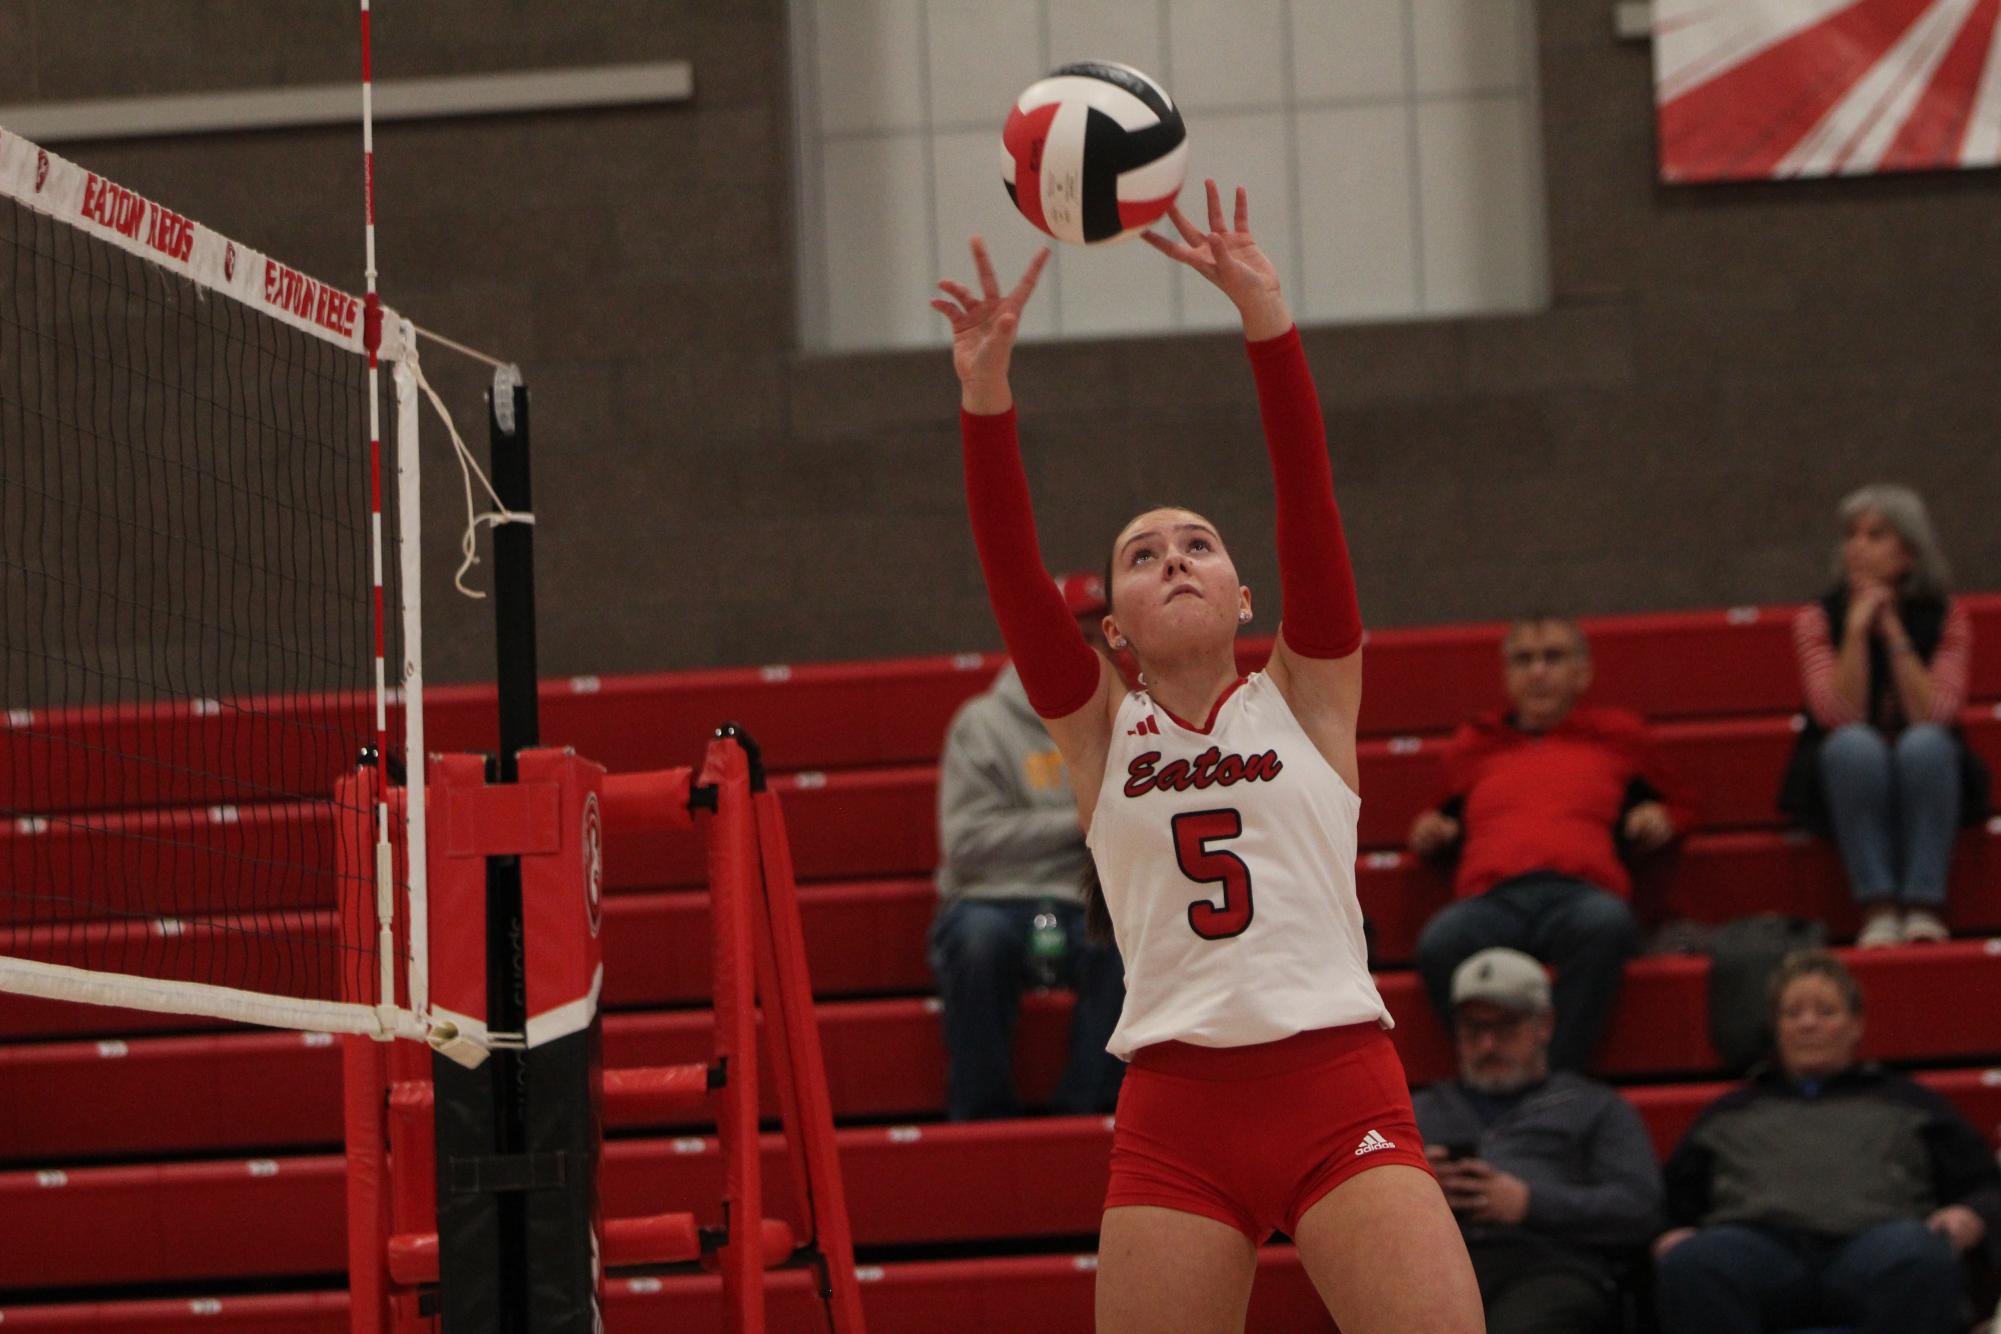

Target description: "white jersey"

left=1087, top=672, right=1388, bottom=1059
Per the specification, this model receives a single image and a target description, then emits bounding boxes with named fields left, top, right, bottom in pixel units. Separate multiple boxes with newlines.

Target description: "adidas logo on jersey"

left=1353, top=1129, right=1396, bottom=1157
left=1126, top=715, right=1161, bottom=738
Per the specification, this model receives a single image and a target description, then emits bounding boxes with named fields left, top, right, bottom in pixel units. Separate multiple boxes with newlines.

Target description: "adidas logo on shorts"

left=1353, top=1129, right=1396, bottom=1157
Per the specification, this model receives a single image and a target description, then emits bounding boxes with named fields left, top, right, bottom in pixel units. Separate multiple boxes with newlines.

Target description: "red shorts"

left=1105, top=1023, right=1433, bottom=1242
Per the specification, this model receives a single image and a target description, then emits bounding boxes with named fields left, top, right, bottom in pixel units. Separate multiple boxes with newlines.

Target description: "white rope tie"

left=413, top=322, right=513, bottom=372
left=408, top=348, right=533, bottom=599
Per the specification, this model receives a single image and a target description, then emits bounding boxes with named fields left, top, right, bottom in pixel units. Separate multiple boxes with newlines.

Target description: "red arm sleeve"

left=961, top=407, right=1103, bottom=719
left=1794, top=605, right=1861, bottom=728
left=1246, top=326, right=1363, bottom=659
left=1928, top=600, right=1972, bottom=723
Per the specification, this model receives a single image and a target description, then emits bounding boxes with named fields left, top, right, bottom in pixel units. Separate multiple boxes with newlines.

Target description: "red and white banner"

left=1655, top=0, right=2001, bottom=182
left=0, top=126, right=405, bottom=357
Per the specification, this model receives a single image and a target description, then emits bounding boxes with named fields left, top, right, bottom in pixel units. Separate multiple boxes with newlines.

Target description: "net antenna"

left=359, top=0, right=400, bottom=1034
left=0, top=126, right=429, bottom=1040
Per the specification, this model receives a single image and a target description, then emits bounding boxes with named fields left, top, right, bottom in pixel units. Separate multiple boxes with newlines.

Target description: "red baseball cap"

left=1056, top=571, right=1108, bottom=618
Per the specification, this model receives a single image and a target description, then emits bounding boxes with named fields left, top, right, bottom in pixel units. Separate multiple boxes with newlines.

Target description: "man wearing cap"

left=929, top=572, right=1126, bottom=1120
left=1414, top=946, right=1664, bottom=1334
left=1409, top=615, right=1696, bottom=1070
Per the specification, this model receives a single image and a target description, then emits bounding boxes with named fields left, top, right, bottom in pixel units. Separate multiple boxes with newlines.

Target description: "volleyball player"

left=930, top=181, right=1482, bottom=1333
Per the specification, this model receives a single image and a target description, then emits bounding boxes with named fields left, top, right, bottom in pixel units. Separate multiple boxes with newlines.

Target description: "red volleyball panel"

left=1115, top=192, right=1178, bottom=233
left=1002, top=102, right=1060, bottom=236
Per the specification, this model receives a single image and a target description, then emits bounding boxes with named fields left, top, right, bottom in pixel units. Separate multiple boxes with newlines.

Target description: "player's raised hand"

left=932, top=238, right=1050, bottom=413
left=1144, top=180, right=1289, bottom=338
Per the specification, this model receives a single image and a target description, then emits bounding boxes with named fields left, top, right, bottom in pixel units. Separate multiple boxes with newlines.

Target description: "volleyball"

left=1001, top=61, right=1188, bottom=246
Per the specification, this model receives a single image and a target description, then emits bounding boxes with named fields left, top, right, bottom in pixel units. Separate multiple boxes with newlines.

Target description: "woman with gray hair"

left=1779, top=484, right=1987, bottom=946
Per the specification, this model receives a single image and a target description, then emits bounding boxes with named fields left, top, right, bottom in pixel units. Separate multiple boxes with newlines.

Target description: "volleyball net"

left=0, top=128, right=430, bottom=1039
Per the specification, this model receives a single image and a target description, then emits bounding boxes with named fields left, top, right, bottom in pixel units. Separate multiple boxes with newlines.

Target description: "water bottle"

left=1028, top=898, right=1067, bottom=990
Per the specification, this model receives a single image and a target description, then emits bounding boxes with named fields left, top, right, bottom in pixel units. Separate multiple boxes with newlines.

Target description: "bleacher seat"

left=3, top=595, right=1998, bottom=1329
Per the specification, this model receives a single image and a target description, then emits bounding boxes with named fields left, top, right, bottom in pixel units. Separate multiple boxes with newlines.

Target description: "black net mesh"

left=0, top=193, right=406, bottom=1030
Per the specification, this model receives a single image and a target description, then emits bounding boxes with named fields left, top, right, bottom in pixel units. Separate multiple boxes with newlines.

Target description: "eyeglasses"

left=1456, top=1013, right=1535, bottom=1040
left=1504, top=647, right=1576, bottom=670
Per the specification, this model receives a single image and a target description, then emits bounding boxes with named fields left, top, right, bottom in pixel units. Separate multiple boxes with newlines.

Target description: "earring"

left=1111, top=636, right=1128, bottom=650
left=1238, top=609, right=1252, bottom=624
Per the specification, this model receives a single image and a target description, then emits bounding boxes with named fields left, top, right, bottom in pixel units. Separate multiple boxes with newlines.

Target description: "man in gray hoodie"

left=929, top=573, right=1126, bottom=1121
left=1414, top=946, right=1663, bottom=1334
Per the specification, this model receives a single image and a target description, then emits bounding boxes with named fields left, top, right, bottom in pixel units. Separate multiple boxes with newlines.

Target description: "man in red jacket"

left=1409, top=617, right=1694, bottom=1070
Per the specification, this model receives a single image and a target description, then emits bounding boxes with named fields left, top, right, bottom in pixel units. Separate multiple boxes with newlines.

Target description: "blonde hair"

left=1832, top=484, right=1952, bottom=598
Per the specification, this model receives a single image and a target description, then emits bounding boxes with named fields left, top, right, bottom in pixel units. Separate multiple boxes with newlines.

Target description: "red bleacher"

left=2, top=597, right=1998, bottom=1331
left=3, top=1058, right=1999, bottom=1291
left=11, top=597, right=1998, bottom=816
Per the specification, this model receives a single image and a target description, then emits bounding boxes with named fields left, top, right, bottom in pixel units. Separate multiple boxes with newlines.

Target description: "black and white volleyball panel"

left=1002, top=61, right=1188, bottom=245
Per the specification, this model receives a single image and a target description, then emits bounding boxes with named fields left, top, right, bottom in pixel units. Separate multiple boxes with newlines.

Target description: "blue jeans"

left=1656, top=1219, right=1961, bottom=1334
left=928, top=897, right=1126, bottom=1121
left=1414, top=873, right=1640, bottom=1072
left=1818, top=723, right=1960, bottom=907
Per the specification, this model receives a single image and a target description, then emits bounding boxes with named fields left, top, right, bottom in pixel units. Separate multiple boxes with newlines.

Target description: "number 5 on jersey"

left=1172, top=808, right=1254, bottom=940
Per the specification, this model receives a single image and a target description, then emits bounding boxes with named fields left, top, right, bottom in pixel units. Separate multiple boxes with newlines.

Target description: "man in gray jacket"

left=1414, top=946, right=1663, bottom=1334
left=929, top=573, right=1125, bottom=1121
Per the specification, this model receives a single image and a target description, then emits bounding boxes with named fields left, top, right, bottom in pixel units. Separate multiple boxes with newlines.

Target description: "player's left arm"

left=1145, top=181, right=1362, bottom=789
left=1245, top=321, right=1362, bottom=793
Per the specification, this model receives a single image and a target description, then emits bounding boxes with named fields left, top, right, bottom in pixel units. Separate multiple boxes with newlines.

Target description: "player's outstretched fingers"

left=1204, top=177, right=1225, bottom=233
left=1009, top=246, right=1052, bottom=304
left=1234, top=185, right=1249, bottom=234
left=971, top=236, right=1001, bottom=299
left=1165, top=202, right=1206, bottom=248
left=1144, top=224, right=1215, bottom=279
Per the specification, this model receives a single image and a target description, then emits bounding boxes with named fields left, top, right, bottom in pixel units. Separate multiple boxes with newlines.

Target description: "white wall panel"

left=821, top=135, right=939, bottom=347
left=1296, top=104, right=1419, bottom=320
left=924, top=0, right=1045, bottom=129
left=1412, top=0, right=1530, bottom=96
left=1166, top=0, right=1289, bottom=113
left=1416, top=94, right=1545, bottom=314
left=796, top=0, right=1546, bottom=350
left=813, top=0, right=926, bottom=135
left=1292, top=0, right=1410, bottom=103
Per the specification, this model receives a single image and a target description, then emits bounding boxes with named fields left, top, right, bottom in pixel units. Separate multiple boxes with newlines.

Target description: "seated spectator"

left=1415, top=947, right=1663, bottom=1334
left=1410, top=615, right=1694, bottom=1070
left=929, top=572, right=1125, bottom=1121
left=1781, top=483, right=1987, bottom=947
left=1654, top=949, right=2000, bottom=1334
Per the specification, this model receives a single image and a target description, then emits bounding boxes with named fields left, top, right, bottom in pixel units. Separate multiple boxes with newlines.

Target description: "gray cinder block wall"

left=6, top=1, right=1997, bottom=684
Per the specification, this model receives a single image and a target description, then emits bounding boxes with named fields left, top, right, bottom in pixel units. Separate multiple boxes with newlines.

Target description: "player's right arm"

left=935, top=238, right=1123, bottom=822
